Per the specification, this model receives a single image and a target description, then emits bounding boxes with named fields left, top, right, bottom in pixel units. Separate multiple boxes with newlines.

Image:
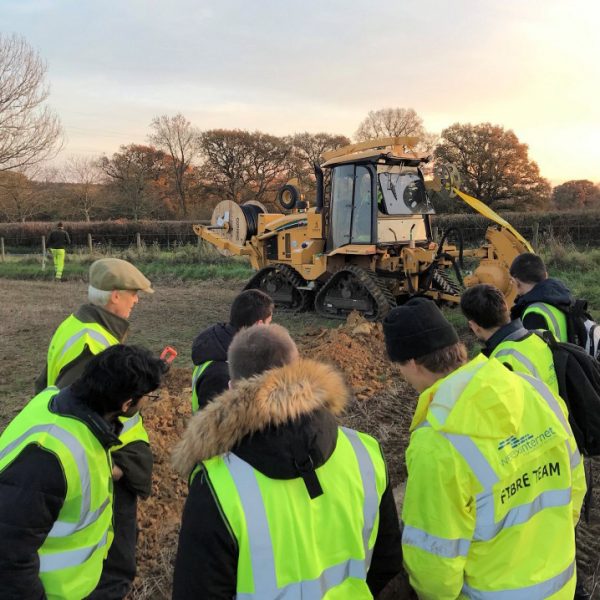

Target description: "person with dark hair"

left=34, top=257, right=156, bottom=600
left=0, top=345, right=168, bottom=600
left=461, top=283, right=559, bottom=394
left=510, top=252, right=573, bottom=341
left=190, top=288, right=274, bottom=413
left=46, top=221, right=71, bottom=280
left=382, top=297, right=585, bottom=599
left=172, top=324, right=403, bottom=599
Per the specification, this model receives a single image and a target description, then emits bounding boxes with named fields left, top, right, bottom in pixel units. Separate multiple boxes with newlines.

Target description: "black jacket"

left=191, top=323, right=236, bottom=410
left=483, top=319, right=529, bottom=357
left=0, top=388, right=120, bottom=600
left=46, top=228, right=71, bottom=249
left=172, top=359, right=403, bottom=599
left=510, top=278, right=573, bottom=332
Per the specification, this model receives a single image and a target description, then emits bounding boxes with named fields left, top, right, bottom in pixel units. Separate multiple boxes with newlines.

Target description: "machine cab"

left=326, top=158, right=434, bottom=251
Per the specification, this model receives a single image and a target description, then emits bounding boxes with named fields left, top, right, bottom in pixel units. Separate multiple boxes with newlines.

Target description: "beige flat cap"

left=89, top=258, right=154, bottom=293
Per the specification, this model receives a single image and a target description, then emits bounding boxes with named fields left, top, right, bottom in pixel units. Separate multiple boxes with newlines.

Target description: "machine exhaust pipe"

left=314, top=164, right=324, bottom=214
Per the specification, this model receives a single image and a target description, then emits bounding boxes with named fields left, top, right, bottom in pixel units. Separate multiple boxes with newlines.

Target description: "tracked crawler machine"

left=194, top=137, right=533, bottom=320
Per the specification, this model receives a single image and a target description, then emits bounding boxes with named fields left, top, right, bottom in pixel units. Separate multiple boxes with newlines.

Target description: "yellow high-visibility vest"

left=402, top=354, right=586, bottom=599
left=0, top=387, right=114, bottom=599
left=195, top=427, right=387, bottom=599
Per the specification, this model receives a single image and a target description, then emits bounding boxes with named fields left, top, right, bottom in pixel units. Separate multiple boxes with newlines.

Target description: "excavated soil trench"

left=131, top=315, right=600, bottom=599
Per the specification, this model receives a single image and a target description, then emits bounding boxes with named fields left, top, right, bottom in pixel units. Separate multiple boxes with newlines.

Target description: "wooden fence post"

left=42, top=235, right=46, bottom=256
left=0, top=237, right=4, bottom=262
left=532, top=222, right=539, bottom=250
left=87, top=233, right=93, bottom=255
left=136, top=232, right=142, bottom=252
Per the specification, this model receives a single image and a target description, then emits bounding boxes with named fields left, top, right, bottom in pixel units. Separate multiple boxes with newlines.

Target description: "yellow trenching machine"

left=194, top=137, right=533, bottom=321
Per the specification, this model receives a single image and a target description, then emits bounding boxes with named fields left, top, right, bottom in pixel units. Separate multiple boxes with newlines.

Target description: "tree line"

left=1, top=34, right=598, bottom=222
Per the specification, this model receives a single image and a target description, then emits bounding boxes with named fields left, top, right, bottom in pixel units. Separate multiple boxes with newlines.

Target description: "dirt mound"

left=130, top=368, right=191, bottom=599
left=302, top=312, right=395, bottom=400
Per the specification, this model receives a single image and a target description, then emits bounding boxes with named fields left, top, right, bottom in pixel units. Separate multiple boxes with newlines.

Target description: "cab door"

left=329, top=164, right=374, bottom=250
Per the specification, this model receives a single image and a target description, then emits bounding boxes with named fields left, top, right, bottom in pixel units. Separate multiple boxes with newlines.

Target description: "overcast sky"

left=4, top=0, right=599, bottom=184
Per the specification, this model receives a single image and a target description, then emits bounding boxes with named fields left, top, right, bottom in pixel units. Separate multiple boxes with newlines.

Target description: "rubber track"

left=431, top=268, right=463, bottom=297
left=315, top=265, right=396, bottom=321
left=244, top=263, right=310, bottom=311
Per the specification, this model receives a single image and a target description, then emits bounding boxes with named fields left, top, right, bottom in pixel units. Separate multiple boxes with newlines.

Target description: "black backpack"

left=538, top=331, right=600, bottom=456
left=565, top=298, right=600, bottom=360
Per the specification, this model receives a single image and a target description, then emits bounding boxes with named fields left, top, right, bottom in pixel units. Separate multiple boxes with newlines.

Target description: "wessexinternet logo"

left=498, top=427, right=556, bottom=465
left=498, top=434, right=534, bottom=451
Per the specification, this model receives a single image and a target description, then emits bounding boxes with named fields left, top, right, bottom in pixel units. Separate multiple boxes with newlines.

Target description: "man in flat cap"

left=35, top=257, right=155, bottom=600
left=383, top=297, right=585, bottom=599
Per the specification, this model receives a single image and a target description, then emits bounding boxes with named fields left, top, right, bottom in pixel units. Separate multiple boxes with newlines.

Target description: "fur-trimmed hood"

left=173, top=358, right=351, bottom=478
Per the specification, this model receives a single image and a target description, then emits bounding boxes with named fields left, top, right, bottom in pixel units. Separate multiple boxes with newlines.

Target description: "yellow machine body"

left=194, top=138, right=532, bottom=320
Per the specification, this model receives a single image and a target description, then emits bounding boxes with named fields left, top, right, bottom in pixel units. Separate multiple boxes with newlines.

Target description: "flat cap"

left=89, top=258, right=153, bottom=293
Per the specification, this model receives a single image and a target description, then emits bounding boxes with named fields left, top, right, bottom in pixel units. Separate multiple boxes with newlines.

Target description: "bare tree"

left=199, top=129, right=290, bottom=204
left=148, top=113, right=199, bottom=216
left=62, top=155, right=103, bottom=221
left=290, top=132, right=350, bottom=172
left=100, top=144, right=166, bottom=220
left=0, top=169, right=43, bottom=221
left=0, top=33, right=63, bottom=171
left=354, top=107, right=436, bottom=151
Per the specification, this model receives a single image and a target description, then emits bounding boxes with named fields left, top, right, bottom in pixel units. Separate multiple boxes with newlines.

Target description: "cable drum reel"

left=209, top=200, right=268, bottom=255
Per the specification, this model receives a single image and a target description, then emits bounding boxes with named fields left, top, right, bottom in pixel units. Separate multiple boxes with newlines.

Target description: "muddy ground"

left=0, top=278, right=598, bottom=598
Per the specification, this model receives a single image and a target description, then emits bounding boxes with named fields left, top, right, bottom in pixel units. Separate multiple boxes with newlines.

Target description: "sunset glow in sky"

left=4, top=0, right=599, bottom=184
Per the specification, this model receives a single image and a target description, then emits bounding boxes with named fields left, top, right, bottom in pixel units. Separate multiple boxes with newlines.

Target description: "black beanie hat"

left=383, top=297, right=459, bottom=362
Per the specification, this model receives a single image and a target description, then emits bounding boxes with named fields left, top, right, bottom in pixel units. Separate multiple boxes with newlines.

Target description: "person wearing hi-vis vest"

left=460, top=283, right=559, bottom=395
left=172, top=324, right=403, bottom=599
left=382, top=297, right=586, bottom=599
left=510, top=253, right=573, bottom=342
left=46, top=222, right=71, bottom=281
left=190, top=288, right=274, bottom=413
left=34, top=257, right=155, bottom=600
left=0, top=345, right=168, bottom=600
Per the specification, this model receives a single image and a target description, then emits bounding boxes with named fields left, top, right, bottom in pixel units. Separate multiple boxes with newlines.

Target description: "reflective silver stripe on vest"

left=502, top=327, right=529, bottom=343
left=39, top=529, right=109, bottom=572
left=0, top=423, right=104, bottom=537
left=224, top=428, right=379, bottom=598
left=517, top=372, right=583, bottom=469
left=120, top=412, right=141, bottom=434
left=59, top=328, right=112, bottom=359
left=340, top=427, right=379, bottom=565
left=402, top=525, right=471, bottom=558
left=514, top=372, right=569, bottom=432
left=527, top=303, right=561, bottom=338
left=493, top=348, right=542, bottom=381
left=429, top=361, right=487, bottom=426
left=462, top=559, right=574, bottom=599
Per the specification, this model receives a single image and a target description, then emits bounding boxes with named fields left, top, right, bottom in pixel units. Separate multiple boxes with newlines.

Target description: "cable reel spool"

left=210, top=200, right=268, bottom=255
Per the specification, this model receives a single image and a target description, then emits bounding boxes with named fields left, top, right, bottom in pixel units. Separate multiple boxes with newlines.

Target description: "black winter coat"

left=511, top=278, right=573, bottom=332
left=46, top=228, right=71, bottom=249
left=191, top=322, right=237, bottom=410
left=171, top=359, right=403, bottom=599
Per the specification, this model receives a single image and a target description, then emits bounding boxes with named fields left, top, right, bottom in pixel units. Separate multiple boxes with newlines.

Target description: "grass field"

left=2, top=246, right=600, bottom=597
left=0, top=279, right=335, bottom=425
